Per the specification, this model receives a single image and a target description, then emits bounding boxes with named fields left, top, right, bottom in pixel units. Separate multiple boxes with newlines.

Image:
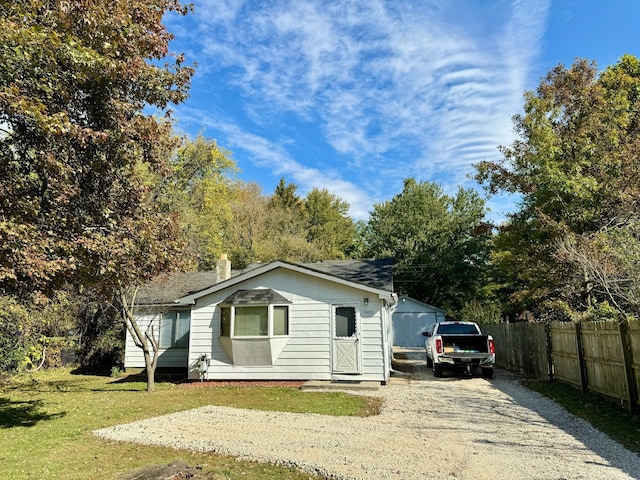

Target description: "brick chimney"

left=216, top=254, right=232, bottom=282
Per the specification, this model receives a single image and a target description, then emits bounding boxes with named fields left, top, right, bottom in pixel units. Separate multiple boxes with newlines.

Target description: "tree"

left=304, top=188, right=356, bottom=259
left=0, top=292, right=78, bottom=373
left=269, top=177, right=305, bottom=212
left=221, top=180, right=355, bottom=267
left=475, top=55, right=640, bottom=317
left=159, top=134, right=237, bottom=269
left=363, top=178, right=491, bottom=311
left=557, top=224, right=640, bottom=318
left=0, top=0, right=193, bottom=299
left=222, top=182, right=270, bottom=268
left=0, top=1, right=195, bottom=389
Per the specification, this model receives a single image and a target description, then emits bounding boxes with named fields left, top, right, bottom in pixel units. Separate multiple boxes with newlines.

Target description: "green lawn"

left=0, top=369, right=381, bottom=479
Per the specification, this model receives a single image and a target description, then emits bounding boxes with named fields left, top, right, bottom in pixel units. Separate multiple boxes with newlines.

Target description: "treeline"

left=2, top=2, right=640, bottom=374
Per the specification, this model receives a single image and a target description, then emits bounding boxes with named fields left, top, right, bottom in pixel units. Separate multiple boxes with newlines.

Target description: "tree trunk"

left=143, top=349, right=155, bottom=392
left=120, top=287, right=159, bottom=393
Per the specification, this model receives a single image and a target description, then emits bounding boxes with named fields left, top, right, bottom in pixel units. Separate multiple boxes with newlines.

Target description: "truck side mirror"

left=422, top=331, right=430, bottom=337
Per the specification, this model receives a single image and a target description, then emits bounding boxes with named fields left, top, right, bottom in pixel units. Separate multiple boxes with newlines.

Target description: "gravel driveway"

left=95, top=367, right=640, bottom=480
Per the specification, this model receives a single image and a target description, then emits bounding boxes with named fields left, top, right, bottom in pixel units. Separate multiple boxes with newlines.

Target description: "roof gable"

left=135, top=258, right=394, bottom=306
left=178, top=258, right=395, bottom=305
left=396, top=296, right=446, bottom=313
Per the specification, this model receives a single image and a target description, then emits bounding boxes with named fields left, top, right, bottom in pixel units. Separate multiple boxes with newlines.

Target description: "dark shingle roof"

left=136, top=271, right=219, bottom=305
left=137, top=258, right=394, bottom=305
left=221, top=289, right=292, bottom=305
left=298, top=258, right=394, bottom=291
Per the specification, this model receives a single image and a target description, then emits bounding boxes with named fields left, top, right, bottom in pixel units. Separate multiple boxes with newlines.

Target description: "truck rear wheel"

left=426, top=354, right=433, bottom=368
left=433, top=363, right=443, bottom=377
left=481, top=367, right=494, bottom=379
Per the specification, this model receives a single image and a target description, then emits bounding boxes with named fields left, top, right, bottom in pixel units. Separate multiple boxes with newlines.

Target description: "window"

left=218, top=289, right=290, bottom=338
left=335, top=306, right=356, bottom=337
left=234, top=306, right=268, bottom=336
left=220, top=305, right=289, bottom=337
left=437, top=323, right=480, bottom=335
left=159, top=310, right=190, bottom=349
left=273, top=306, right=289, bottom=335
left=220, top=306, right=231, bottom=336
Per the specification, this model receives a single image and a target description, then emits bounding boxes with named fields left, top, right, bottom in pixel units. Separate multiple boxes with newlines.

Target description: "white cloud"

left=176, top=106, right=375, bottom=219
left=171, top=0, right=551, bottom=222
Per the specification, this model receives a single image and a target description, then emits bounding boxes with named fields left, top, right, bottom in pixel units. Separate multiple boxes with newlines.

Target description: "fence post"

left=545, top=322, right=553, bottom=382
left=618, top=318, right=638, bottom=414
left=575, top=322, right=588, bottom=393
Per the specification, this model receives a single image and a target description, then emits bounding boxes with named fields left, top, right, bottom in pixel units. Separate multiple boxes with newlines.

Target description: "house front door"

left=332, top=305, right=360, bottom=374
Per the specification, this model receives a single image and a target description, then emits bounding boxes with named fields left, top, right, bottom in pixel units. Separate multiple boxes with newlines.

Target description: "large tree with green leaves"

left=222, top=180, right=356, bottom=267
left=158, top=134, right=238, bottom=270
left=305, top=188, right=355, bottom=259
left=0, top=1, right=195, bottom=389
left=475, top=55, right=640, bottom=318
left=0, top=0, right=193, bottom=299
left=363, top=178, right=491, bottom=312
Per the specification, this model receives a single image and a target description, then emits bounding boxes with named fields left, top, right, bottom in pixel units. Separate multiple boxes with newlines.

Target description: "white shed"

left=125, top=258, right=397, bottom=384
left=392, top=296, right=446, bottom=347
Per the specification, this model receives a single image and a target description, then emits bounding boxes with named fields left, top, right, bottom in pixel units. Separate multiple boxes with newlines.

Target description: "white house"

left=392, top=296, right=447, bottom=348
left=124, top=257, right=397, bottom=384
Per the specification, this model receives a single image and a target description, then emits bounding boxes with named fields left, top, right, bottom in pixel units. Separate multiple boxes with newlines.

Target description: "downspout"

left=382, top=293, right=399, bottom=383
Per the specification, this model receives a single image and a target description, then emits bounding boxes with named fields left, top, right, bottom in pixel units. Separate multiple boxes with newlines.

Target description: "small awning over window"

left=221, top=289, right=292, bottom=305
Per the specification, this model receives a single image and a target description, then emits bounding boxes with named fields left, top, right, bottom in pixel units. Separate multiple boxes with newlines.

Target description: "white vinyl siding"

left=188, top=268, right=389, bottom=382
left=124, top=310, right=191, bottom=369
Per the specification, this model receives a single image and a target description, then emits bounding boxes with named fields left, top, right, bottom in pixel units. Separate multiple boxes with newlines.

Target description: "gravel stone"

left=94, top=369, right=640, bottom=480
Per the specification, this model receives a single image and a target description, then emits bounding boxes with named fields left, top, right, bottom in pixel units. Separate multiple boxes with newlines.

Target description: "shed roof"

left=221, top=289, right=292, bottom=305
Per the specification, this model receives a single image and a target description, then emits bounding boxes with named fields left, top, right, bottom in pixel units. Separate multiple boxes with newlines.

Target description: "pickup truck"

left=423, top=321, right=495, bottom=378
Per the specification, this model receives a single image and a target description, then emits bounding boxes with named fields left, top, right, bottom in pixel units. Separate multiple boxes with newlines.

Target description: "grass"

left=0, top=369, right=381, bottom=480
left=523, top=379, right=640, bottom=455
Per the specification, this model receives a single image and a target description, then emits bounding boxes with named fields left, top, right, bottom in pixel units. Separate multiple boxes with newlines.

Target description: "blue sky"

left=164, top=0, right=640, bottom=222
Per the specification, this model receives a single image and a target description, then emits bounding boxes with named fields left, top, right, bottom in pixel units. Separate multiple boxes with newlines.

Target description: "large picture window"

left=234, top=306, right=268, bottom=336
left=218, top=289, right=290, bottom=338
left=159, top=310, right=190, bottom=349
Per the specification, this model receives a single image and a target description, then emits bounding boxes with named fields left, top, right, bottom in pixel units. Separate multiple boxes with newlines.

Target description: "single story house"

left=125, top=257, right=397, bottom=383
left=392, top=296, right=447, bottom=348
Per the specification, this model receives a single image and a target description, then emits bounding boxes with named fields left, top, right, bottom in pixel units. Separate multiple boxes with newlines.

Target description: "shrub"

left=459, top=300, right=502, bottom=324
left=0, top=296, right=31, bottom=373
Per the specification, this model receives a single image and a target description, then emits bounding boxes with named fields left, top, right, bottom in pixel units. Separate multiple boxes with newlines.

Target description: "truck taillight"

left=435, top=338, right=443, bottom=354
left=489, top=338, right=495, bottom=354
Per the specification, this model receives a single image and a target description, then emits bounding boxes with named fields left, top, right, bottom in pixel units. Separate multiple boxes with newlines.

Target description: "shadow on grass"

left=65, top=367, right=190, bottom=391
left=107, top=369, right=189, bottom=385
left=0, top=397, right=65, bottom=428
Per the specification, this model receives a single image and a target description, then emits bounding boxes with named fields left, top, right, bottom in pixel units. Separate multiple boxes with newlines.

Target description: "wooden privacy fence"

left=481, top=320, right=640, bottom=413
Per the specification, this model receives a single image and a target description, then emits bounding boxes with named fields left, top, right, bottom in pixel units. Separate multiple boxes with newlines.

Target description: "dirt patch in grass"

left=118, top=461, right=209, bottom=479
